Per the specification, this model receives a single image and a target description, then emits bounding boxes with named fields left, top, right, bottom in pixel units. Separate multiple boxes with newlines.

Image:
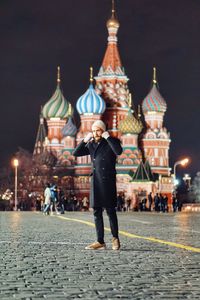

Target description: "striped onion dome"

left=142, top=67, right=167, bottom=113
left=42, top=67, right=69, bottom=119
left=61, top=117, right=77, bottom=137
left=119, top=110, right=143, bottom=135
left=76, top=83, right=106, bottom=115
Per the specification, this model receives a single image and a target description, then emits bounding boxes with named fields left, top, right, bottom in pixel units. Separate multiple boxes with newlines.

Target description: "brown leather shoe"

left=85, top=242, right=106, bottom=250
left=112, top=238, right=120, bottom=250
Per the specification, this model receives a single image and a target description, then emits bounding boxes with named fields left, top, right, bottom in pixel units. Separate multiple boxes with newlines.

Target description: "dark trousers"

left=93, top=207, right=119, bottom=244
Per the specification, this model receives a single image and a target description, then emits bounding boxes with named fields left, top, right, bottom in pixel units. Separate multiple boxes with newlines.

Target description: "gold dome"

left=106, top=16, right=120, bottom=28
left=106, top=0, right=119, bottom=28
left=119, top=111, right=143, bottom=135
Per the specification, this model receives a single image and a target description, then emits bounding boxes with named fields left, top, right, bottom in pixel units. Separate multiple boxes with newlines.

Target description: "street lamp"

left=173, top=158, right=189, bottom=186
left=13, top=158, right=19, bottom=211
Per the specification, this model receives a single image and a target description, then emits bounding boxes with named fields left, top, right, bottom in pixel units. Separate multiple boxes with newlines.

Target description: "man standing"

left=148, top=192, right=153, bottom=212
left=73, top=120, right=122, bottom=250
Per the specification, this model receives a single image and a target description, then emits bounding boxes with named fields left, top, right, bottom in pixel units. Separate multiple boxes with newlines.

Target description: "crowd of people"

left=0, top=185, right=182, bottom=214
left=116, top=192, right=181, bottom=213
left=41, top=185, right=183, bottom=215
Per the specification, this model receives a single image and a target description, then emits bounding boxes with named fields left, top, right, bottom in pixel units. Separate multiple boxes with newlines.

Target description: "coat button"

left=93, top=158, right=95, bottom=161
left=102, top=167, right=105, bottom=170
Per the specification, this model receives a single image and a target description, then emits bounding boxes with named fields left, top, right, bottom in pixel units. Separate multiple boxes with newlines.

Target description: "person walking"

left=73, top=120, right=122, bottom=250
left=82, top=196, right=89, bottom=211
left=43, top=183, right=51, bottom=215
left=50, top=184, right=59, bottom=215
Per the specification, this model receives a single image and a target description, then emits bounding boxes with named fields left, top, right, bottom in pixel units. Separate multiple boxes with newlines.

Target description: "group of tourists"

left=43, top=184, right=89, bottom=215
left=43, top=183, right=65, bottom=215
left=116, top=192, right=180, bottom=213
left=117, top=192, right=168, bottom=212
left=148, top=193, right=169, bottom=213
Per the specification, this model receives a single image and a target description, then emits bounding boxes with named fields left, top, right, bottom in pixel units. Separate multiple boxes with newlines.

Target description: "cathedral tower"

left=75, top=67, right=106, bottom=175
left=141, top=67, right=171, bottom=175
left=42, top=66, right=70, bottom=156
left=95, top=0, right=130, bottom=137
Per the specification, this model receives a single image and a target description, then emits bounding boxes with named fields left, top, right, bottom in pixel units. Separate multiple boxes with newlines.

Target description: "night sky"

left=0, top=0, right=199, bottom=179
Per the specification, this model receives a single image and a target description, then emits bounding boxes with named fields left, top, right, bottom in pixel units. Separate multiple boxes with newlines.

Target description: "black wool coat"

left=73, top=137, right=122, bottom=208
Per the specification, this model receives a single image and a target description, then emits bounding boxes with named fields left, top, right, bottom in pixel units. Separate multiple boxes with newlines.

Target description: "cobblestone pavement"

left=0, top=211, right=200, bottom=299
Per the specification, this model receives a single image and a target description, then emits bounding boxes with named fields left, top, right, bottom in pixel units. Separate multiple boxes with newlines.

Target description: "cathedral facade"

left=34, top=3, right=173, bottom=207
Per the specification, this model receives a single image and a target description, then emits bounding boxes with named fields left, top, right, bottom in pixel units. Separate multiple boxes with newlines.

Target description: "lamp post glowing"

left=13, top=158, right=19, bottom=211
left=173, top=158, right=189, bottom=186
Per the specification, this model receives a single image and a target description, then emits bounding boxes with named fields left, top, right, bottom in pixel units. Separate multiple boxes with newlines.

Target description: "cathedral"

left=33, top=2, right=173, bottom=206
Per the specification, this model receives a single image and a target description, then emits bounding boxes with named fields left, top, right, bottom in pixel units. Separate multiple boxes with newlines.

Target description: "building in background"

left=33, top=2, right=173, bottom=208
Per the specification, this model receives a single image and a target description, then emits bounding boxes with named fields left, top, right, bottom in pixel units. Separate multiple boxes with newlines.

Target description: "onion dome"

left=61, top=117, right=77, bottom=137
left=142, top=67, right=167, bottom=113
left=119, top=109, right=143, bottom=135
left=119, top=94, right=143, bottom=134
left=76, top=67, right=106, bottom=115
left=43, top=66, right=69, bottom=119
left=106, top=0, right=120, bottom=29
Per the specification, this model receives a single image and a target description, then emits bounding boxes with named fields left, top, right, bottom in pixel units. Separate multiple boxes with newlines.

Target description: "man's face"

left=92, top=126, right=103, bottom=142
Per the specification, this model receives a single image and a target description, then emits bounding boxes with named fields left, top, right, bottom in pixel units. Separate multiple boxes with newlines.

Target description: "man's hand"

left=102, top=131, right=110, bottom=139
left=84, top=132, right=93, bottom=143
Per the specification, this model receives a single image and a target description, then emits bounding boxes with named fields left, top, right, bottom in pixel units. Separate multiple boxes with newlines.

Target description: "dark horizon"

left=0, top=0, right=199, bottom=180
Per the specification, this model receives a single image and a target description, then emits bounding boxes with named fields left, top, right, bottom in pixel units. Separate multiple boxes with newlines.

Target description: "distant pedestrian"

left=58, top=188, right=65, bottom=214
left=172, top=195, right=178, bottom=212
left=82, top=196, right=89, bottom=211
left=160, top=194, right=165, bottom=213
left=117, top=193, right=124, bottom=212
left=72, top=196, right=78, bottom=211
left=125, top=197, right=131, bottom=212
left=43, top=183, right=51, bottom=215
left=163, top=194, right=168, bottom=212
left=50, top=185, right=59, bottom=215
left=148, top=192, right=153, bottom=211
left=154, top=193, right=160, bottom=212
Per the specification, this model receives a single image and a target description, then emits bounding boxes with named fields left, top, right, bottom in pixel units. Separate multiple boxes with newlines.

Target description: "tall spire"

left=33, top=107, right=47, bottom=155
left=67, top=103, right=72, bottom=116
left=95, top=0, right=128, bottom=83
left=95, top=0, right=130, bottom=133
left=100, top=0, right=121, bottom=71
left=112, top=0, right=115, bottom=17
left=153, top=67, right=157, bottom=84
left=138, top=105, right=141, bottom=118
left=106, top=0, right=119, bottom=30
left=57, top=66, right=61, bottom=86
left=90, top=66, right=93, bottom=84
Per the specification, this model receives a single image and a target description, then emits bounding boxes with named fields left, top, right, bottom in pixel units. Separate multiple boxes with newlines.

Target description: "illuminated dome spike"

left=42, top=66, right=69, bottom=119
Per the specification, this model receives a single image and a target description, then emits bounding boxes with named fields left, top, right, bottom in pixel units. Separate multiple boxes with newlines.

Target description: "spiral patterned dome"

left=42, top=84, right=69, bottom=119
left=42, top=67, right=69, bottom=119
left=61, top=117, right=77, bottom=137
left=119, top=110, right=143, bottom=135
left=142, top=84, right=167, bottom=113
left=76, top=84, right=106, bottom=115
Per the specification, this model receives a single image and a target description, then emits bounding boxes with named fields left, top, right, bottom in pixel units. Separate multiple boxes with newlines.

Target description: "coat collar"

left=92, top=138, right=107, bottom=157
